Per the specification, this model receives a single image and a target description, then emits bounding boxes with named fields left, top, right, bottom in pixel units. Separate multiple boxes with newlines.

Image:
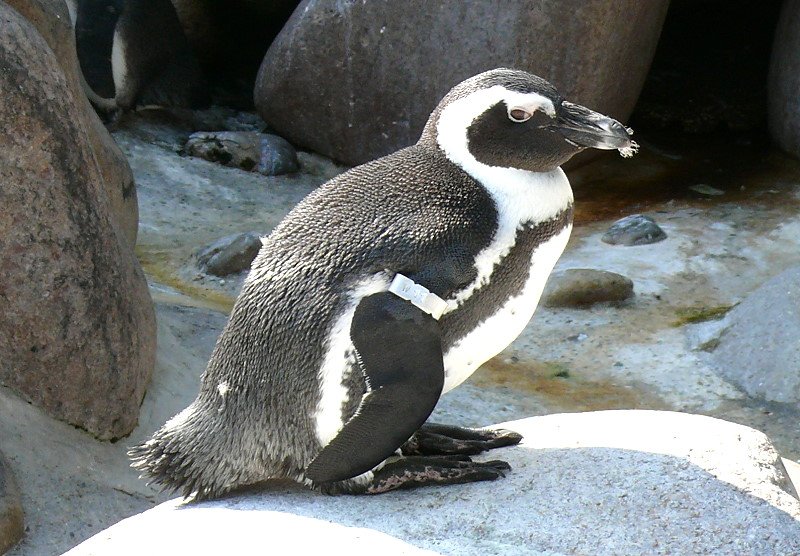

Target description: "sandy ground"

left=2, top=114, right=800, bottom=555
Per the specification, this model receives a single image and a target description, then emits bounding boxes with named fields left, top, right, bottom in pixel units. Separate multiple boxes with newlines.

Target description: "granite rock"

left=63, top=411, right=800, bottom=556
left=255, top=0, right=669, bottom=165
left=185, top=131, right=299, bottom=175
left=0, top=5, right=156, bottom=440
left=712, top=266, right=800, bottom=404
left=197, top=232, right=263, bottom=276
left=6, top=0, right=139, bottom=247
left=769, top=0, right=800, bottom=159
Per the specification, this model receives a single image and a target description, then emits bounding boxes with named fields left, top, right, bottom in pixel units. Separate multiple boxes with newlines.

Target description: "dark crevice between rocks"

left=190, top=1, right=300, bottom=109
left=572, top=0, right=799, bottom=223
left=631, top=0, right=782, bottom=136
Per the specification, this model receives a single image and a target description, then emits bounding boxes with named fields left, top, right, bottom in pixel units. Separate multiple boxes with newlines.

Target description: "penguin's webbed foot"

left=402, top=423, right=523, bottom=456
left=316, top=455, right=512, bottom=495
left=359, top=455, right=511, bottom=494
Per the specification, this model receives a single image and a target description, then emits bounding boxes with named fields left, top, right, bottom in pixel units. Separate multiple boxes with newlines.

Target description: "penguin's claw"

left=402, top=423, right=523, bottom=456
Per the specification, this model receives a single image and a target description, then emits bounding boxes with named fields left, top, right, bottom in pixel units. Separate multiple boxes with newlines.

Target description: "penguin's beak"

left=552, top=101, right=633, bottom=151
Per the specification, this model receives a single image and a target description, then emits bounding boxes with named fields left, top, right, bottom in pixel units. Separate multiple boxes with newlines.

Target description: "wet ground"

left=3, top=113, right=800, bottom=554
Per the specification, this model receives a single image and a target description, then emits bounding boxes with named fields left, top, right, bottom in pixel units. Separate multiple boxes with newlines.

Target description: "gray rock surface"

left=769, top=0, right=800, bottom=159
left=712, top=266, right=800, bottom=404
left=197, top=232, right=263, bottom=276
left=6, top=0, right=139, bottom=247
left=185, top=131, right=299, bottom=175
left=0, top=454, right=23, bottom=554
left=602, top=214, right=667, bottom=246
left=254, top=0, right=669, bottom=165
left=191, top=108, right=265, bottom=133
left=63, top=411, right=800, bottom=556
left=0, top=4, right=156, bottom=440
left=543, top=268, right=634, bottom=308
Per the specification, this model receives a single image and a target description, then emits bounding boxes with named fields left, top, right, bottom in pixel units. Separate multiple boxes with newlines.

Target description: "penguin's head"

left=423, top=68, right=637, bottom=174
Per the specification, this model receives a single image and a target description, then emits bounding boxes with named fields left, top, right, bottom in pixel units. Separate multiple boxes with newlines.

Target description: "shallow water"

left=570, top=130, right=800, bottom=223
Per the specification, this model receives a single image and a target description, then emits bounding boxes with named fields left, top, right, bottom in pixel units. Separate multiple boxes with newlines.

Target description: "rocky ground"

left=63, top=412, right=800, bottom=556
left=2, top=110, right=800, bottom=554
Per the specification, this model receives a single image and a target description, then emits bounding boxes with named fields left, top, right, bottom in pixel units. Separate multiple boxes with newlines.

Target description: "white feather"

left=442, top=225, right=572, bottom=392
left=111, top=28, right=127, bottom=97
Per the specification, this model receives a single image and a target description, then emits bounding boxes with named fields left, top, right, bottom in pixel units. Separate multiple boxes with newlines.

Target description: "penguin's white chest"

left=436, top=167, right=573, bottom=393
left=441, top=224, right=571, bottom=393
left=314, top=168, right=573, bottom=446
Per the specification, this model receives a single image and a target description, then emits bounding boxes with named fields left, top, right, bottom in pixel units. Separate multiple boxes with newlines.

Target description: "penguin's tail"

left=129, top=404, right=233, bottom=500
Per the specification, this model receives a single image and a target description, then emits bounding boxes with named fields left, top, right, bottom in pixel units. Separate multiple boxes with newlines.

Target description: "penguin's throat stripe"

left=389, top=274, right=448, bottom=320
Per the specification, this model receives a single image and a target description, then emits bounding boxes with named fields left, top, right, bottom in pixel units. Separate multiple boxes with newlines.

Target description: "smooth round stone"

left=543, top=268, right=634, bottom=308
left=197, top=231, right=263, bottom=276
left=258, top=134, right=300, bottom=176
left=602, top=214, right=667, bottom=246
left=185, top=131, right=299, bottom=175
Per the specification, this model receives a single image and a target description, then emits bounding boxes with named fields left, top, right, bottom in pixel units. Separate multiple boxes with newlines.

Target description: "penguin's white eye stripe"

left=508, top=108, right=532, bottom=123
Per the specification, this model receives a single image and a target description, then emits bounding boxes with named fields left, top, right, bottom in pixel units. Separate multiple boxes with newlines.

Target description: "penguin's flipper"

left=306, top=292, right=445, bottom=484
left=402, top=423, right=523, bottom=456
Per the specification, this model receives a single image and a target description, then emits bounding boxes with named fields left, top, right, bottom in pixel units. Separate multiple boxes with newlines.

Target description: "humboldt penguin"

left=67, top=0, right=208, bottom=117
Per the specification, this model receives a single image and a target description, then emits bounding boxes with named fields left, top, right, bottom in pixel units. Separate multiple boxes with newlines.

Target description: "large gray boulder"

left=64, top=411, right=800, bottom=555
left=769, top=0, right=800, bottom=159
left=712, top=266, right=800, bottom=404
left=6, top=0, right=139, bottom=247
left=254, top=0, right=669, bottom=165
left=0, top=3, right=156, bottom=440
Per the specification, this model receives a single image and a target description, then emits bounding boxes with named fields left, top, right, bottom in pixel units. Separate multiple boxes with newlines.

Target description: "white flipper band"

left=388, top=273, right=448, bottom=320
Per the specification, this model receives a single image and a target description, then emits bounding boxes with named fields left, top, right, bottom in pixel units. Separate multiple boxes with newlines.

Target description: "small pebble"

left=185, top=131, right=299, bottom=176
left=689, top=183, right=725, bottom=196
left=258, top=134, right=300, bottom=176
left=543, top=268, right=635, bottom=308
left=197, top=231, right=263, bottom=276
left=568, top=333, right=588, bottom=342
left=602, top=214, right=667, bottom=246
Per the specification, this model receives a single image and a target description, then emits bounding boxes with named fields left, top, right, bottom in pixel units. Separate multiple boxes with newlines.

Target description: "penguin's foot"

left=402, top=423, right=523, bottom=456
left=362, top=455, right=512, bottom=494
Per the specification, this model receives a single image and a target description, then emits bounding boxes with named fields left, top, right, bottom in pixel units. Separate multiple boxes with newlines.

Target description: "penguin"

left=67, top=0, right=209, bottom=118
left=130, top=68, right=637, bottom=499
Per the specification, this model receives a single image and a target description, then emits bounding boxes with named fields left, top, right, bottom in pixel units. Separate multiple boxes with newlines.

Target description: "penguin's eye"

left=508, top=108, right=532, bottom=123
